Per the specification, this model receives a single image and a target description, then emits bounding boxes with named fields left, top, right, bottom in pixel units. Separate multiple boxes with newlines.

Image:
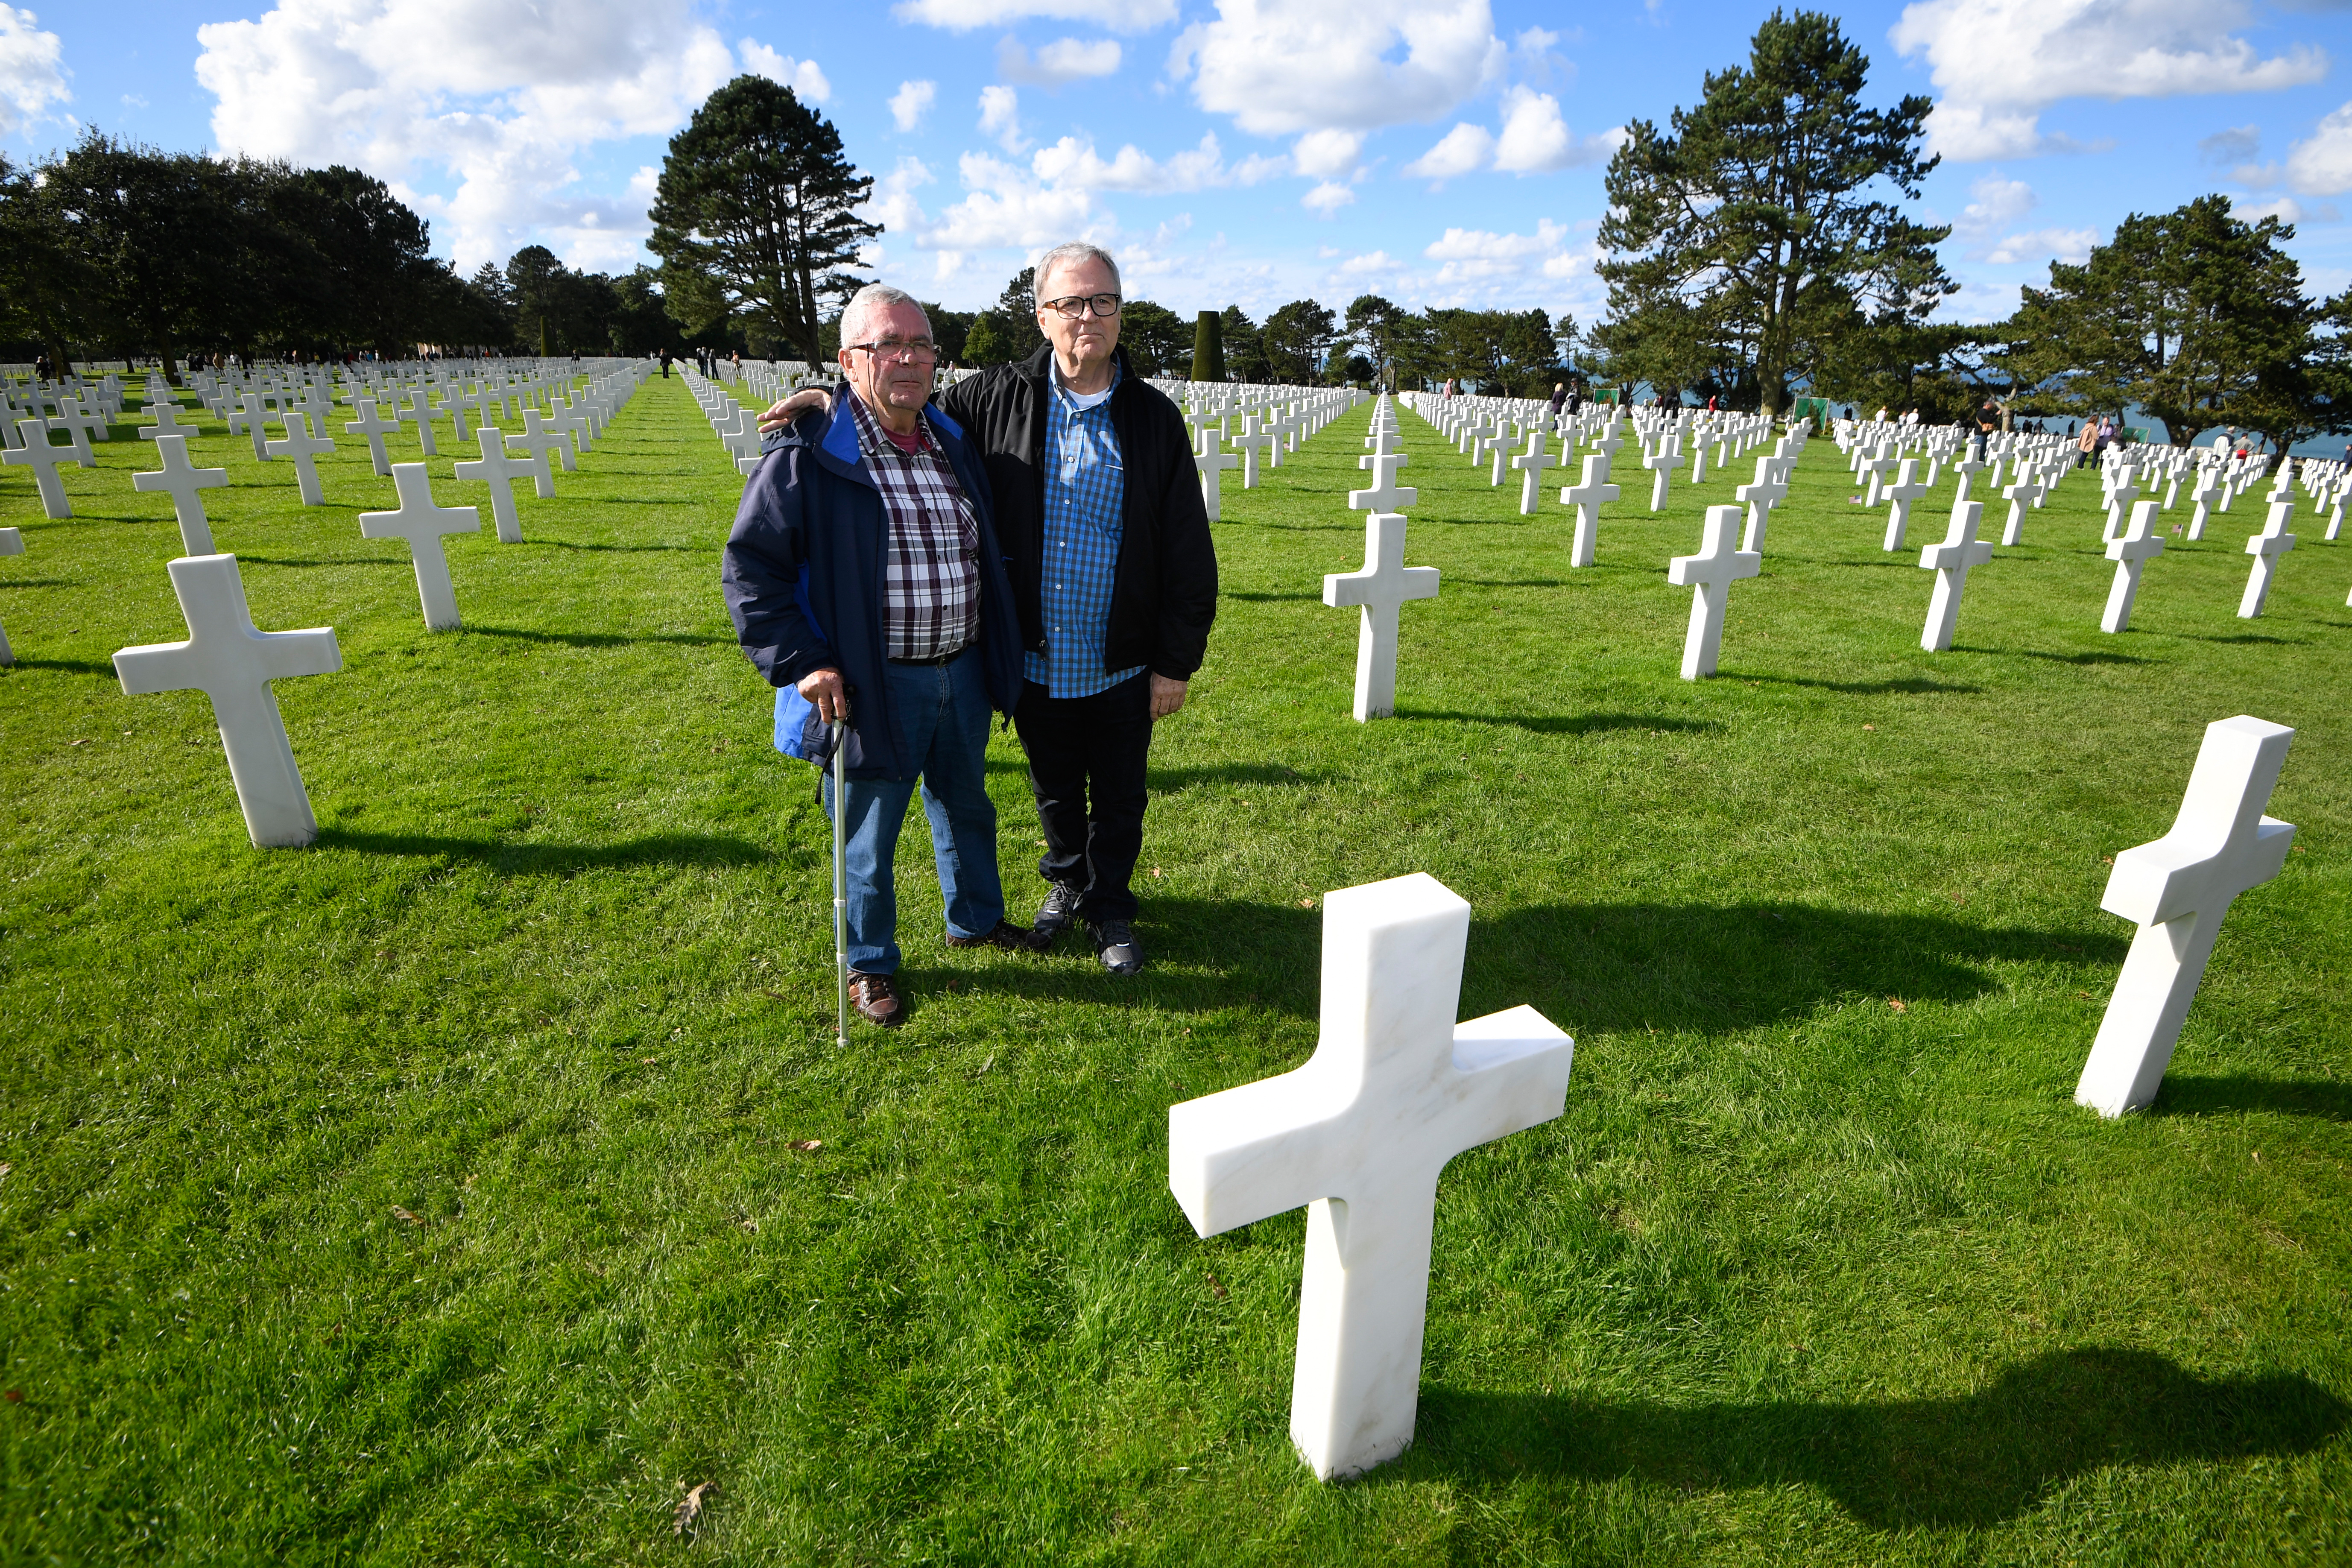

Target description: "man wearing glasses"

left=725, top=283, right=1044, bottom=1029
left=760, top=243, right=1217, bottom=977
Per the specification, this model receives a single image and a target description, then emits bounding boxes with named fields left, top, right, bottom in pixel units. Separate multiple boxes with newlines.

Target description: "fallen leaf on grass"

left=759, top=988, right=788, bottom=1002
left=738, top=1217, right=759, bottom=1233
left=0, top=1164, right=10, bottom=1179
left=69, top=739, right=89, bottom=746
left=2102, top=855, right=2115, bottom=865
left=1150, top=867, right=1163, bottom=878
left=788, top=1139, right=822, bottom=1153
left=1298, top=898, right=1315, bottom=908
left=3, top=1391, right=19, bottom=1403
left=674, top=1481, right=713, bottom=1538
left=1861, top=724, right=1875, bottom=732
left=390, top=1206, right=427, bottom=1227
left=1887, top=998, right=1907, bottom=1014
left=1207, top=1273, right=1228, bottom=1302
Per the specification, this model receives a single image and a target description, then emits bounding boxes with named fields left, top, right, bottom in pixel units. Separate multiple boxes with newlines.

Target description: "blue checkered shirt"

left=1026, top=361, right=1144, bottom=697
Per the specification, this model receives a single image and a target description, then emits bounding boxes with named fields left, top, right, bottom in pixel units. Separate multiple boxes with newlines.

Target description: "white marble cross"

left=113, top=554, right=342, bottom=849
left=1559, top=453, right=1618, bottom=568
left=1881, top=459, right=1931, bottom=552
left=345, top=398, right=403, bottom=477
left=399, top=392, right=439, bottom=456
left=1193, top=442, right=1241, bottom=522
left=132, top=434, right=231, bottom=554
left=1232, top=418, right=1274, bottom=489
left=1348, top=453, right=1418, bottom=516
left=1735, top=456, right=1788, bottom=552
left=264, top=416, right=336, bottom=506
left=360, top=463, right=479, bottom=632
left=2075, top=715, right=2295, bottom=1117
left=517, top=408, right=576, bottom=474
left=454, top=427, right=536, bottom=543
left=1998, top=471, right=2044, bottom=546
left=138, top=399, right=198, bottom=442
left=1642, top=430, right=1683, bottom=511
left=2103, top=477, right=2140, bottom=543
left=2100, top=500, right=2165, bottom=634
left=237, top=394, right=272, bottom=460
left=3, top=418, right=90, bottom=518
left=1167, top=871, right=1572, bottom=1479
left=0, top=526, right=20, bottom=665
left=1917, top=500, right=1994, bottom=652
left=1666, top=504, right=1761, bottom=679
left=2239, top=501, right=2296, bottom=618
left=1323, top=512, right=1438, bottom=722
left=1511, top=431, right=1556, bottom=516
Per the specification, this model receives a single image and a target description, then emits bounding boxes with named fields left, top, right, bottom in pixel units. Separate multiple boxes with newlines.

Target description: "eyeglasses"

left=846, top=338, right=939, bottom=363
left=1041, top=294, right=1122, bottom=319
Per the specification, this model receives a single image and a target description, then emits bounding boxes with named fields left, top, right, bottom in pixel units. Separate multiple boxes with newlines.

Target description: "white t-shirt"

left=1055, top=363, right=1115, bottom=411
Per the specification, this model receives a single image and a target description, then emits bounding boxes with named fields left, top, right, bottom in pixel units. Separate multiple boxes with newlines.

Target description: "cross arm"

left=2103, top=817, right=2293, bottom=926
left=1169, top=1063, right=1354, bottom=1237
left=1441, top=1006, right=1574, bottom=1153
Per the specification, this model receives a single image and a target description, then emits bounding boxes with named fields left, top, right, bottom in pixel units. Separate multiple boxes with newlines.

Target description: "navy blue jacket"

left=722, top=393, right=1023, bottom=781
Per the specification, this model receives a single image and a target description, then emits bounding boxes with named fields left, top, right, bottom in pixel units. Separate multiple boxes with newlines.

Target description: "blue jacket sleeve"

left=722, top=442, right=832, bottom=689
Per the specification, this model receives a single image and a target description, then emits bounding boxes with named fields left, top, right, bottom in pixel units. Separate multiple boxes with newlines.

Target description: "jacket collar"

left=813, top=384, right=968, bottom=475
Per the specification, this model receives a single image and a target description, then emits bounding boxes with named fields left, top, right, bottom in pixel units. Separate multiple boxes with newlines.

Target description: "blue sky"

left=3, top=0, right=2349, bottom=328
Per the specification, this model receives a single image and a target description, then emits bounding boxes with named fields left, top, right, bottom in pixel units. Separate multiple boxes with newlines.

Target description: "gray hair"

left=1034, top=241, right=1121, bottom=301
left=840, top=283, right=930, bottom=347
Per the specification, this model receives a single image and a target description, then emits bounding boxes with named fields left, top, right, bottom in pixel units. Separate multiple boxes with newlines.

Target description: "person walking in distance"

left=758, top=243, right=1217, bottom=976
left=724, top=283, right=1047, bottom=1028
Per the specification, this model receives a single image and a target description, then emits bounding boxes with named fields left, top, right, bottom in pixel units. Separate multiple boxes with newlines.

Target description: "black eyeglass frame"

left=843, top=339, right=940, bottom=363
left=1040, top=294, right=1123, bottom=319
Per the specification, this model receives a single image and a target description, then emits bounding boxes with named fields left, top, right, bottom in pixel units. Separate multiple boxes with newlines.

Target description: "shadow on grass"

left=0, top=577, right=82, bottom=588
left=1997, top=647, right=2148, bottom=666
left=1742, top=673, right=1983, bottom=696
left=2, top=656, right=117, bottom=676
left=2154, top=1076, right=2352, bottom=1120
left=1451, top=576, right=1568, bottom=588
left=2166, top=631, right=2291, bottom=646
left=540, top=539, right=707, bottom=553
left=1223, top=590, right=1321, bottom=603
left=464, top=625, right=732, bottom=649
left=312, top=827, right=765, bottom=872
left=1407, top=1349, right=2347, bottom=1530
left=239, top=555, right=403, bottom=568
left=1400, top=709, right=1722, bottom=737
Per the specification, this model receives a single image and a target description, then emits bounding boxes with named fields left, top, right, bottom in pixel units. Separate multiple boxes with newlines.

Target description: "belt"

left=888, top=646, right=968, bottom=667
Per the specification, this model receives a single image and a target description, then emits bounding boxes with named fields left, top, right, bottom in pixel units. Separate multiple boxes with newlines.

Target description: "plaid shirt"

left=1027, top=361, right=1144, bottom=698
left=847, top=390, right=981, bottom=661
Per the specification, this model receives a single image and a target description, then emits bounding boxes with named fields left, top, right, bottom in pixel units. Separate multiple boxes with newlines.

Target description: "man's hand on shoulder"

left=758, top=388, right=833, bottom=434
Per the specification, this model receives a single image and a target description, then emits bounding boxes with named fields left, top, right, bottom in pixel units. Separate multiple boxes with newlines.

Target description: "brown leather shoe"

left=848, top=970, right=903, bottom=1027
left=944, top=919, right=1049, bottom=954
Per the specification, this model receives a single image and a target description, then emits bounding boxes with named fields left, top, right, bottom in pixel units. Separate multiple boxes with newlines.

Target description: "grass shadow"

left=463, top=625, right=732, bottom=649
left=0, top=578, right=83, bottom=588
left=1, top=656, right=117, bottom=676
left=1401, top=710, right=1723, bottom=737
left=1742, top=673, right=1983, bottom=696
left=312, top=827, right=766, bottom=872
left=1451, top=576, right=1568, bottom=588
left=539, top=539, right=708, bottom=553
left=2166, top=631, right=2291, bottom=646
left=1996, top=647, right=2149, bottom=666
left=2153, top=1076, right=2352, bottom=1120
left=237, top=556, right=404, bottom=569
left=1403, top=1349, right=2347, bottom=1530
left=1222, top=590, right=1321, bottom=603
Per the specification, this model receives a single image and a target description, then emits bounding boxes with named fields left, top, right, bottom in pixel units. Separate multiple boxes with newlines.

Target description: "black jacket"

left=936, top=343, right=1217, bottom=683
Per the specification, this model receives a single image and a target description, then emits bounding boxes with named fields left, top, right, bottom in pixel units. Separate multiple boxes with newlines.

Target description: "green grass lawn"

left=1, top=375, right=2347, bottom=1565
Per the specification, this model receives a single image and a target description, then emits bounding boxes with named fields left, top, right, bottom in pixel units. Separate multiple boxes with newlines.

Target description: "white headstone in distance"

left=1511, top=431, right=1556, bottom=516
left=263, top=416, right=336, bottom=506
left=1998, top=471, right=2044, bottom=546
left=1559, top=453, right=1618, bottom=568
left=1348, top=453, right=1417, bottom=516
left=112, top=554, right=342, bottom=849
left=132, top=434, right=231, bottom=555
left=1323, top=512, right=1438, bottom=722
left=1917, top=500, right=1994, bottom=652
left=2238, top=502, right=2295, bottom=618
left=138, top=399, right=198, bottom=442
left=1665, top=504, right=1761, bottom=679
left=345, top=399, right=402, bottom=478
left=0, top=526, right=20, bottom=666
left=2075, top=715, right=2294, bottom=1117
left=1735, top=456, right=1787, bottom=553
left=516, top=409, right=576, bottom=474
left=1167, top=872, right=1573, bottom=1480
left=1194, top=442, right=1240, bottom=522
left=359, top=463, right=480, bottom=632
left=1882, top=459, right=1931, bottom=552
left=2101, top=500, right=2165, bottom=634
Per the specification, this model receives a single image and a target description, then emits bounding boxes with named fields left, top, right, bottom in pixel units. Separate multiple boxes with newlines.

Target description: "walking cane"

left=830, top=717, right=849, bottom=1048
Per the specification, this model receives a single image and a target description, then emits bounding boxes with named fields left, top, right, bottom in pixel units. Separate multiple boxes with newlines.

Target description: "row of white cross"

left=0, top=359, right=655, bottom=848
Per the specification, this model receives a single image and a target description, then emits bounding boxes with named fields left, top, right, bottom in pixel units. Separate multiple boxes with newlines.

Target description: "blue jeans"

left=822, top=649, right=1005, bottom=974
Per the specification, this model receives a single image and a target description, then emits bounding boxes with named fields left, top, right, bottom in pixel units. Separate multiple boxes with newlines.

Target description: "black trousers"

left=1013, top=673, right=1151, bottom=923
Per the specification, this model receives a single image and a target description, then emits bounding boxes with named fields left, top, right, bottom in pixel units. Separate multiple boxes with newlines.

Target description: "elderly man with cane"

left=762, top=242, right=1217, bottom=977
left=724, top=283, right=1044, bottom=1030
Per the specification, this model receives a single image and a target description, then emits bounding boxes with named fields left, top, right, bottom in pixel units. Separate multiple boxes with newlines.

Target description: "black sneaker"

left=1088, top=919, right=1143, bottom=976
left=945, top=919, right=1049, bottom=954
left=1034, top=881, right=1083, bottom=941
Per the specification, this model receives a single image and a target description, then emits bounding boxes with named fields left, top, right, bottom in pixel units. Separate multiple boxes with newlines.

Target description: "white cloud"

left=1302, top=181, right=1355, bottom=216
left=998, top=37, right=1122, bottom=86
left=1403, top=122, right=1495, bottom=183
left=2229, top=195, right=2339, bottom=225
left=1291, top=128, right=1363, bottom=179
left=890, top=79, right=937, bottom=132
left=0, top=4, right=68, bottom=136
left=1175, top=0, right=1505, bottom=136
left=1031, top=132, right=1239, bottom=192
left=194, top=0, right=737, bottom=272
left=1891, top=0, right=2329, bottom=160
left=1981, top=225, right=2098, bottom=265
left=1492, top=87, right=1620, bottom=173
left=2283, top=102, right=2352, bottom=196
left=895, top=0, right=1175, bottom=31
left=977, top=83, right=1027, bottom=152
left=738, top=39, right=829, bottom=102
left=2200, top=124, right=2261, bottom=163
left=1954, top=173, right=2036, bottom=237
left=926, top=150, right=1098, bottom=250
